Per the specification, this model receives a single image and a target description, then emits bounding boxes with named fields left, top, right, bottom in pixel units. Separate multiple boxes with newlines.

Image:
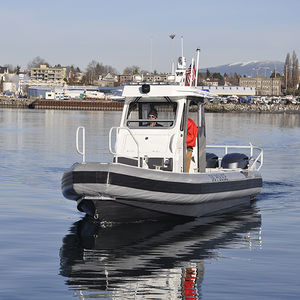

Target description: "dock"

left=29, top=99, right=124, bottom=111
left=0, top=97, right=124, bottom=111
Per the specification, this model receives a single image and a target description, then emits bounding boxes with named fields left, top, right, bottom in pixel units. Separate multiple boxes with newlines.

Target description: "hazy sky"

left=1, top=0, right=300, bottom=73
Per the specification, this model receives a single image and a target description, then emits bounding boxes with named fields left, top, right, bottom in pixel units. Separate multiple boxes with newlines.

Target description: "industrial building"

left=27, top=85, right=106, bottom=100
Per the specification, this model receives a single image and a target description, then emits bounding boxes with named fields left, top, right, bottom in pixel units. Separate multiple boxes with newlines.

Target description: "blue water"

left=0, top=109, right=299, bottom=299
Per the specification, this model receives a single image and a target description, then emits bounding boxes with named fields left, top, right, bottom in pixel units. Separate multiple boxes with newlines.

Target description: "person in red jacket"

left=186, top=118, right=198, bottom=172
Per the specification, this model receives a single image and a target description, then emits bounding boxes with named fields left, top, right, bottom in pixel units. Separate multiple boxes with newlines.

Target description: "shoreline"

left=204, top=102, right=300, bottom=113
left=1, top=97, right=300, bottom=113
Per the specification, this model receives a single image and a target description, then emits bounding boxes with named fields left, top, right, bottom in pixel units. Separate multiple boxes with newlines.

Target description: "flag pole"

left=169, top=34, right=176, bottom=74
left=195, top=48, right=200, bottom=87
left=190, top=58, right=194, bottom=87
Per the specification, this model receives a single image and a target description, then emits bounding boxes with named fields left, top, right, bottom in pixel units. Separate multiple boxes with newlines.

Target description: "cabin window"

left=126, top=101, right=177, bottom=128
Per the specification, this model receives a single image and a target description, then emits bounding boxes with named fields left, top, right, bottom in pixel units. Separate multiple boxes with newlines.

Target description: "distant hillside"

left=200, top=61, right=284, bottom=77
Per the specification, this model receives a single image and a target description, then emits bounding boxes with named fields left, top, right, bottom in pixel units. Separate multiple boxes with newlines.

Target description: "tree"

left=270, top=70, right=281, bottom=78
left=86, top=60, right=98, bottom=84
left=27, top=56, right=49, bottom=70
left=123, top=65, right=140, bottom=75
left=85, top=60, right=117, bottom=84
left=212, top=72, right=224, bottom=85
left=206, top=69, right=211, bottom=78
left=284, top=53, right=292, bottom=90
left=4, top=64, right=14, bottom=73
left=292, top=50, right=299, bottom=90
left=227, top=72, right=240, bottom=85
left=14, top=65, right=21, bottom=74
left=140, top=69, right=150, bottom=75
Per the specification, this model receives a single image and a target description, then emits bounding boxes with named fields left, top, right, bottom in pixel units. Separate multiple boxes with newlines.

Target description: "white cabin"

left=111, top=84, right=208, bottom=173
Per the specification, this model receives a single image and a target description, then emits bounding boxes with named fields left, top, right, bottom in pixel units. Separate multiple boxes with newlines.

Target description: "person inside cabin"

left=186, top=118, right=198, bottom=173
left=148, top=108, right=162, bottom=127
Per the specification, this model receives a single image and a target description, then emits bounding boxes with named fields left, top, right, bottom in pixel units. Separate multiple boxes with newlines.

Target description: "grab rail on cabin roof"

left=109, top=127, right=141, bottom=167
left=206, top=143, right=263, bottom=171
left=76, top=126, right=86, bottom=163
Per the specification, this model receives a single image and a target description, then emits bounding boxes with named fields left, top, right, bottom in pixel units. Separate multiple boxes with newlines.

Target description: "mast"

left=150, top=36, right=153, bottom=74
left=195, top=48, right=200, bottom=87
left=189, top=58, right=194, bottom=87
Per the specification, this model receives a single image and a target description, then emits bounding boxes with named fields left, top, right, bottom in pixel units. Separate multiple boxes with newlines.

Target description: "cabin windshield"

left=126, top=100, right=177, bottom=128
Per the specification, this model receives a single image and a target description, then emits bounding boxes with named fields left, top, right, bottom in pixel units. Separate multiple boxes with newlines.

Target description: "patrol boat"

left=61, top=56, right=263, bottom=222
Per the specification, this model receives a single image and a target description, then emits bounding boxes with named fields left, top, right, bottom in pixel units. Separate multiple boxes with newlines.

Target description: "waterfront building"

left=198, top=85, right=255, bottom=96
left=69, top=71, right=84, bottom=84
left=29, top=64, right=67, bottom=84
left=239, top=76, right=282, bottom=96
left=96, top=73, right=118, bottom=87
left=117, top=73, right=171, bottom=85
left=142, top=73, right=169, bottom=82
left=27, top=85, right=104, bottom=99
left=201, top=78, right=219, bottom=87
left=118, top=74, right=133, bottom=85
left=0, top=66, right=9, bottom=83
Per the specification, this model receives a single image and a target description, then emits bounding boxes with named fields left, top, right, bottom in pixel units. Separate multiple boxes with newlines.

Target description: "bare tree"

left=4, top=64, right=14, bottom=73
left=86, top=60, right=117, bottom=84
left=27, top=56, right=49, bottom=70
left=123, top=65, right=140, bottom=75
left=228, top=72, right=240, bottom=86
left=86, top=60, right=98, bottom=84
left=140, top=69, right=150, bottom=75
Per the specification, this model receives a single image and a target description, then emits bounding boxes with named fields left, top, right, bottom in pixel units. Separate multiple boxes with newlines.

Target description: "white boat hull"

left=62, top=162, right=262, bottom=221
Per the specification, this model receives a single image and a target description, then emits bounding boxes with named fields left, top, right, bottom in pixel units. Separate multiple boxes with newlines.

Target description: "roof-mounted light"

left=141, top=84, right=150, bottom=94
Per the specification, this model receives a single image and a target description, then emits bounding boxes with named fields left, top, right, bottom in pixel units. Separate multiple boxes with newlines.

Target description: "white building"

left=198, top=85, right=256, bottom=96
left=201, top=78, right=219, bottom=87
left=29, top=64, right=67, bottom=84
left=0, top=66, right=8, bottom=82
left=27, top=85, right=105, bottom=99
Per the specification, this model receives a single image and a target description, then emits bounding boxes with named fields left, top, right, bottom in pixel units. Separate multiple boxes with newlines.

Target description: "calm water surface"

left=0, top=108, right=299, bottom=299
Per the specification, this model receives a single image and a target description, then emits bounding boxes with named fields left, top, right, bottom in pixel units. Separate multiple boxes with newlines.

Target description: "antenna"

left=181, top=36, right=184, bottom=58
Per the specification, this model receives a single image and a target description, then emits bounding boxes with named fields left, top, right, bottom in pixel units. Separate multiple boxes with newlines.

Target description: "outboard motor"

left=221, top=153, right=249, bottom=169
left=206, top=153, right=219, bottom=168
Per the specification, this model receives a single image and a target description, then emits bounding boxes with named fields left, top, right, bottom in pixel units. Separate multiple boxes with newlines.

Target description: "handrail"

left=109, top=127, right=141, bottom=167
left=76, top=126, right=86, bottom=163
left=250, top=149, right=264, bottom=171
left=206, top=143, right=263, bottom=171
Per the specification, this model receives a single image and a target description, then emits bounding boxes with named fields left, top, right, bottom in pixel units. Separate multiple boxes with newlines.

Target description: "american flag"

left=186, top=64, right=196, bottom=86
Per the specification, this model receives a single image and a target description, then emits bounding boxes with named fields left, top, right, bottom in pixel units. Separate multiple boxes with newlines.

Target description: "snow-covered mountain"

left=200, top=61, right=284, bottom=77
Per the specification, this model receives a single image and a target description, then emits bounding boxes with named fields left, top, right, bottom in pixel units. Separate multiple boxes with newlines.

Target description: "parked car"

left=238, top=97, right=249, bottom=104
left=227, top=95, right=238, bottom=103
left=3, top=91, right=14, bottom=98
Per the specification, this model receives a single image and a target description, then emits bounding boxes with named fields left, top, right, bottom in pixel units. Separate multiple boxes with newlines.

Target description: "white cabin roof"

left=122, top=84, right=216, bottom=101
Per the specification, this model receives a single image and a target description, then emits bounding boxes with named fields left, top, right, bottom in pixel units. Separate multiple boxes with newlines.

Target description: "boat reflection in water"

left=60, top=204, right=262, bottom=299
